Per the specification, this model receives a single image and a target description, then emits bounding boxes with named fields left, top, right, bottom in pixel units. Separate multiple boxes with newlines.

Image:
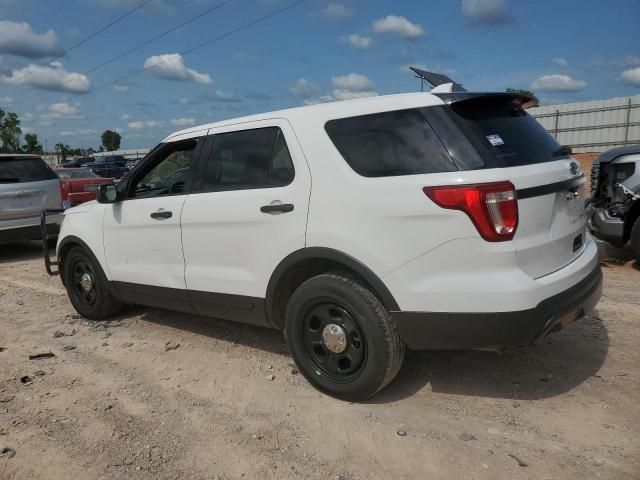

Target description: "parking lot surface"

left=0, top=242, right=639, bottom=480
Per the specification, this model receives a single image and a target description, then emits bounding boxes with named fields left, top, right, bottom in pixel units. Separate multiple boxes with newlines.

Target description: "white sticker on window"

left=486, top=134, right=504, bottom=146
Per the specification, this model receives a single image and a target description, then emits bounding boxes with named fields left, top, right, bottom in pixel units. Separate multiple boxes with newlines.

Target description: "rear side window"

left=203, top=127, right=294, bottom=191
left=443, top=96, right=565, bottom=168
left=325, top=109, right=456, bottom=177
left=0, top=157, right=57, bottom=183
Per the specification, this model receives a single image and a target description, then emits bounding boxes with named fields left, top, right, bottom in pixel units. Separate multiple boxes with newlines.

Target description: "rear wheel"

left=630, top=218, right=640, bottom=262
left=285, top=273, right=404, bottom=401
left=63, top=246, right=122, bottom=320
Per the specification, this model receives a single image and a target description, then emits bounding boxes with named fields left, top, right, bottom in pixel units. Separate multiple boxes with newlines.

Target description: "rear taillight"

left=423, top=181, right=518, bottom=242
left=60, top=181, right=69, bottom=201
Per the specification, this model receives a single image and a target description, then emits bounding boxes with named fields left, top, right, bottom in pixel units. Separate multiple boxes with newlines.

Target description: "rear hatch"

left=0, top=156, right=61, bottom=222
left=426, top=94, right=587, bottom=278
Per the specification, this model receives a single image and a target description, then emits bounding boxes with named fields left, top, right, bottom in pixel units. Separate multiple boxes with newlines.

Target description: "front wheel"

left=285, top=273, right=405, bottom=401
left=63, top=246, right=122, bottom=320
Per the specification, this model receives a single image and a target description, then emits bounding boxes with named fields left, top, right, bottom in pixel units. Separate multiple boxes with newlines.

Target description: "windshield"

left=56, top=168, right=100, bottom=179
left=0, top=157, right=58, bottom=183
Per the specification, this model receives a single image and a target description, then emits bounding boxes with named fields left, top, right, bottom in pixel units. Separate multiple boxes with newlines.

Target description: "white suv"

left=50, top=90, right=602, bottom=400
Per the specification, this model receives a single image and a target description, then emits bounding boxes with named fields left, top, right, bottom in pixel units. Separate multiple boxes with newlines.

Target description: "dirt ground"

left=0, top=242, right=639, bottom=480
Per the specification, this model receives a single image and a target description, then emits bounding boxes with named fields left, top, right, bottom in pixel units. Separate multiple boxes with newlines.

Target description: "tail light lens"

left=60, top=181, right=69, bottom=201
left=423, top=181, right=518, bottom=241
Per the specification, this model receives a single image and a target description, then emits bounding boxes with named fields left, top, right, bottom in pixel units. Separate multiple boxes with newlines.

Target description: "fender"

left=265, top=247, right=400, bottom=328
left=57, top=235, right=103, bottom=285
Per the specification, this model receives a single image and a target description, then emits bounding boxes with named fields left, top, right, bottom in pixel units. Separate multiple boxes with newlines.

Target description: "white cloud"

left=331, top=73, right=374, bottom=92
left=372, top=15, right=424, bottom=39
left=289, top=78, right=320, bottom=97
left=320, top=3, right=353, bottom=19
left=461, top=0, right=511, bottom=26
left=113, top=85, right=129, bottom=92
left=621, top=67, right=640, bottom=86
left=143, top=53, right=212, bottom=84
left=120, top=113, right=131, bottom=120
left=178, top=98, right=189, bottom=104
left=0, top=96, right=13, bottom=105
left=170, top=118, right=196, bottom=127
left=531, top=74, right=586, bottom=92
left=60, top=128, right=97, bottom=137
left=304, top=73, right=377, bottom=104
left=0, top=21, right=63, bottom=58
left=42, top=102, right=82, bottom=118
left=1, top=62, right=90, bottom=93
left=344, top=34, right=371, bottom=49
left=128, top=120, right=162, bottom=129
left=552, top=57, right=569, bottom=67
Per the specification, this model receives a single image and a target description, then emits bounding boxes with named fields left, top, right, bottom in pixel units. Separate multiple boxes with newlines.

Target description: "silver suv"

left=0, top=154, right=63, bottom=244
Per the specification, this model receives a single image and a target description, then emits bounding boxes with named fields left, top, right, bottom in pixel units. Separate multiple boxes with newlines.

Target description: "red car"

left=55, top=168, right=114, bottom=208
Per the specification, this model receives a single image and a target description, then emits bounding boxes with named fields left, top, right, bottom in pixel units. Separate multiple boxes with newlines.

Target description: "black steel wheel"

left=285, top=272, right=405, bottom=401
left=62, top=246, right=122, bottom=320
left=301, top=302, right=367, bottom=383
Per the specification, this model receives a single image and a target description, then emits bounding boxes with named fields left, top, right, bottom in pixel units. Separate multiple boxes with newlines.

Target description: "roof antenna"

left=410, top=66, right=467, bottom=93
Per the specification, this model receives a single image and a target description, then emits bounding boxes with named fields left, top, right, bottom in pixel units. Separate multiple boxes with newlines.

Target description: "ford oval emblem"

left=569, top=161, right=580, bottom=176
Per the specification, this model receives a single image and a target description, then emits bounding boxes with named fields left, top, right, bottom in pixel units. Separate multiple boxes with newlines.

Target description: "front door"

left=103, top=136, right=204, bottom=309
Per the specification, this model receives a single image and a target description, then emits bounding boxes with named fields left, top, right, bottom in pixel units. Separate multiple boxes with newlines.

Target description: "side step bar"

left=41, top=208, right=65, bottom=276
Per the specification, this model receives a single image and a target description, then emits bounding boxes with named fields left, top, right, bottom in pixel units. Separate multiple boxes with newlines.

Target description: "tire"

left=285, top=273, right=405, bottom=401
left=631, top=217, right=640, bottom=263
left=62, top=246, right=122, bottom=320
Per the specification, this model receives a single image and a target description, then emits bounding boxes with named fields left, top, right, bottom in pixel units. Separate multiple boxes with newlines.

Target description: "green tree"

left=101, top=130, right=121, bottom=151
left=0, top=108, right=23, bottom=153
left=22, top=133, right=42, bottom=154
left=55, top=142, right=72, bottom=162
left=506, top=88, right=539, bottom=108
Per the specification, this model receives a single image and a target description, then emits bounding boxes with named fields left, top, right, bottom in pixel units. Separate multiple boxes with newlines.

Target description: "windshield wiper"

left=551, top=145, right=572, bottom=158
left=0, top=177, right=20, bottom=183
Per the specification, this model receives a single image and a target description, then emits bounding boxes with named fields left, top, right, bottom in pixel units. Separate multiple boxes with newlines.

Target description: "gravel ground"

left=0, top=241, right=639, bottom=480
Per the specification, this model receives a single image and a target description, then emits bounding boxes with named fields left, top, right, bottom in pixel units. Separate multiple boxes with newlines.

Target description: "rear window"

left=0, top=157, right=58, bottom=183
left=325, top=109, right=456, bottom=177
left=443, top=96, right=566, bottom=168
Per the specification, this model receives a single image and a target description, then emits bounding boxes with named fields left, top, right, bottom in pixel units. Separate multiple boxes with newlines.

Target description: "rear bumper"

left=0, top=223, right=60, bottom=244
left=392, top=263, right=602, bottom=350
left=68, top=191, right=97, bottom=206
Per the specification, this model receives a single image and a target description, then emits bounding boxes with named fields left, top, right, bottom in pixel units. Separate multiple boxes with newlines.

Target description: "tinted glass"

left=447, top=96, right=565, bottom=167
left=130, top=140, right=197, bottom=198
left=325, top=109, right=456, bottom=177
left=0, top=157, right=58, bottom=183
left=203, top=127, right=294, bottom=191
left=56, top=168, right=99, bottom=179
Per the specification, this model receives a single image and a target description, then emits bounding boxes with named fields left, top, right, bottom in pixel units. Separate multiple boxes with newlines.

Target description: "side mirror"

left=97, top=184, right=119, bottom=203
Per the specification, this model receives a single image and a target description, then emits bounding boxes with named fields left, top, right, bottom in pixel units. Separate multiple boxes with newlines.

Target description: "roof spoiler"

left=410, top=67, right=467, bottom=93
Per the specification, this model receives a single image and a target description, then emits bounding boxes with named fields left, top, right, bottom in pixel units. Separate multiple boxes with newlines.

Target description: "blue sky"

left=0, top=0, right=639, bottom=149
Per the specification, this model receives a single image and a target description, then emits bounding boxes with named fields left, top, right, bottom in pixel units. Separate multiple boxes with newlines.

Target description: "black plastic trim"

left=517, top=175, right=584, bottom=200
left=391, top=263, right=602, bottom=350
left=265, top=247, right=400, bottom=328
left=109, top=281, right=269, bottom=327
left=0, top=223, right=59, bottom=245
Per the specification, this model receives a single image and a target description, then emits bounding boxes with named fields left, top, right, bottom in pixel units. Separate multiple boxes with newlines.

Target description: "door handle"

left=260, top=203, right=294, bottom=214
left=150, top=209, right=173, bottom=220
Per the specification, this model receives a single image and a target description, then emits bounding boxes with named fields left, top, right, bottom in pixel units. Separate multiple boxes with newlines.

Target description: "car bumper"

left=0, top=223, right=60, bottom=244
left=587, top=205, right=625, bottom=247
left=391, top=262, right=602, bottom=350
left=67, top=191, right=98, bottom=206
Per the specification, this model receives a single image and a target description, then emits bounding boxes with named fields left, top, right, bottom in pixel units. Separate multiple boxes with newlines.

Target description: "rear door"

left=0, top=156, right=61, bottom=225
left=425, top=94, right=587, bottom=278
left=180, top=120, right=311, bottom=325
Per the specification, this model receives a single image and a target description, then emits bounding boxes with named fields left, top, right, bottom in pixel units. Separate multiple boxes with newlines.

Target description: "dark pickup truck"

left=84, top=155, right=129, bottom=179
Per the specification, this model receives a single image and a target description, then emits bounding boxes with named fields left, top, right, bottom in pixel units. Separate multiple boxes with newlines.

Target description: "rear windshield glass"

left=0, top=157, right=58, bottom=183
left=56, top=168, right=99, bottom=179
left=446, top=96, right=566, bottom=168
left=325, top=109, right=456, bottom=177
